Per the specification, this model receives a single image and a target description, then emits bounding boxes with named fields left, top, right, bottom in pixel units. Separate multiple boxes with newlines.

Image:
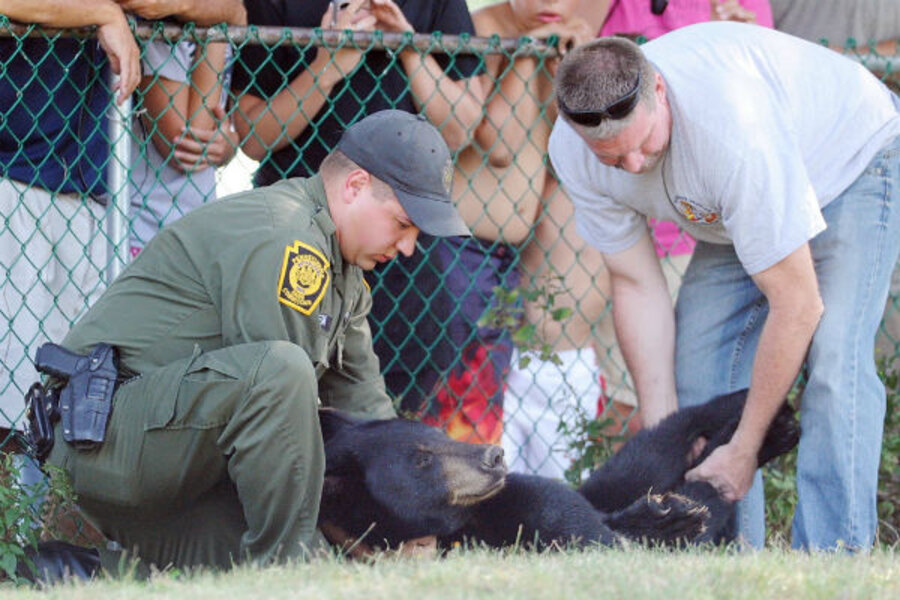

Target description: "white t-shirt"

left=550, top=22, right=900, bottom=274
left=129, top=41, right=230, bottom=250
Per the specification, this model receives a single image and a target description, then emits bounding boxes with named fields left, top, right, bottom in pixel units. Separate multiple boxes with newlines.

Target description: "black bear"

left=578, top=390, right=800, bottom=543
left=318, top=389, right=800, bottom=550
left=319, top=409, right=708, bottom=551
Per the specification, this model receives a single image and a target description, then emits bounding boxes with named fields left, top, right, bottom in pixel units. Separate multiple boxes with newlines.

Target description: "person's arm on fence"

left=602, top=230, right=679, bottom=428
left=113, top=0, right=247, bottom=27
left=137, top=42, right=235, bottom=172
left=474, top=15, right=592, bottom=167
left=0, top=0, right=141, bottom=104
left=129, top=0, right=247, bottom=172
left=368, top=0, right=484, bottom=151
left=233, top=0, right=375, bottom=161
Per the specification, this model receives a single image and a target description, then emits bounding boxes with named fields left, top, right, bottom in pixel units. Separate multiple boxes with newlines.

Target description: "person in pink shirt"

left=599, top=0, right=772, bottom=40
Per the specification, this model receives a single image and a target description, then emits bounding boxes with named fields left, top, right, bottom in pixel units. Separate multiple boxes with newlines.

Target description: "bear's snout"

left=481, top=445, right=505, bottom=472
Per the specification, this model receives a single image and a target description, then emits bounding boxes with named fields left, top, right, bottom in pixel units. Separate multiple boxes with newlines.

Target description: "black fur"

left=443, top=474, right=707, bottom=549
left=318, top=389, right=800, bottom=550
left=578, top=390, right=801, bottom=542
left=318, top=409, right=506, bottom=546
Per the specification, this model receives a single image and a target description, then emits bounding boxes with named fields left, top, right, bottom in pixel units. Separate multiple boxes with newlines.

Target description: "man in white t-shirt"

left=549, top=22, right=900, bottom=551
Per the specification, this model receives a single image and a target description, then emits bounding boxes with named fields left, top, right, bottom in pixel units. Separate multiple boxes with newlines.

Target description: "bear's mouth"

left=448, top=475, right=506, bottom=507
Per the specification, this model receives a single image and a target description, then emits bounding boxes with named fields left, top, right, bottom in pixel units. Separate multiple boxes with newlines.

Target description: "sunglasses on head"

left=558, top=72, right=643, bottom=127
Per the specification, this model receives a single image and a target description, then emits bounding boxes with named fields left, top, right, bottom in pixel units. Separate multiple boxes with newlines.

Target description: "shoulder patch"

left=278, top=241, right=331, bottom=315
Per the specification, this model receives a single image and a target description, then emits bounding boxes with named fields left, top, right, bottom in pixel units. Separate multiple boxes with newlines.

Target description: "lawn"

left=4, top=545, right=900, bottom=599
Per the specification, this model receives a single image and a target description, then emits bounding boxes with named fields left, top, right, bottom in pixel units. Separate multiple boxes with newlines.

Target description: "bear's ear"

left=319, top=407, right=361, bottom=443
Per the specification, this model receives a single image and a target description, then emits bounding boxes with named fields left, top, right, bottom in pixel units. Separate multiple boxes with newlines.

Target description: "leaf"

left=512, top=323, right=537, bottom=345
left=550, top=307, right=573, bottom=322
left=0, top=552, right=18, bottom=581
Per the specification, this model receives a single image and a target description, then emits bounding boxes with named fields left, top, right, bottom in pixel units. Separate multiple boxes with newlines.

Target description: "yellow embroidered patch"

left=277, top=241, right=331, bottom=315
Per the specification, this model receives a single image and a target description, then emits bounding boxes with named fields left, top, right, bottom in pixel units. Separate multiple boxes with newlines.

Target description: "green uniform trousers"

left=47, top=340, right=325, bottom=569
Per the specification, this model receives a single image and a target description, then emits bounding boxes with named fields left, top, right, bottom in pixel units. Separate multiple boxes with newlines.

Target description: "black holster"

left=26, top=343, right=119, bottom=459
left=24, top=382, right=58, bottom=462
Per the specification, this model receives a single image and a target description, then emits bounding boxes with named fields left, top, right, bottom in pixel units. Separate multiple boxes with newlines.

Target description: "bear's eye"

left=415, top=451, right=434, bottom=469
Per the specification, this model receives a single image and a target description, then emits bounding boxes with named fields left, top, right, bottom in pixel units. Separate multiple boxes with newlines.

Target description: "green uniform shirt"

left=63, top=175, right=395, bottom=419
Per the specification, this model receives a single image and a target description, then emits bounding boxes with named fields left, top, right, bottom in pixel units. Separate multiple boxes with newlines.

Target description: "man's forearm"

left=613, top=273, right=678, bottom=426
left=400, top=51, right=483, bottom=151
left=157, top=0, right=247, bottom=26
left=684, top=243, right=823, bottom=501
left=734, top=243, right=824, bottom=454
left=604, top=234, right=678, bottom=427
left=731, top=300, right=821, bottom=456
left=234, top=55, right=338, bottom=160
left=1, top=0, right=125, bottom=28
left=112, top=0, right=247, bottom=26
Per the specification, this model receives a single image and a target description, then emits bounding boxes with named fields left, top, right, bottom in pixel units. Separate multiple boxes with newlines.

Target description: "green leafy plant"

left=482, top=280, right=626, bottom=486
left=0, top=453, right=76, bottom=584
left=876, top=356, right=900, bottom=546
left=556, top=404, right=625, bottom=487
left=478, top=280, right=572, bottom=370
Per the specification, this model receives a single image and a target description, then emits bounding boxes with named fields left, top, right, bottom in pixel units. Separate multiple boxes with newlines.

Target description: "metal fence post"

left=106, top=73, right=131, bottom=284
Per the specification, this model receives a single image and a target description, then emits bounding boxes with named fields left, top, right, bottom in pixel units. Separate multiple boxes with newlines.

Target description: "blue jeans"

left=674, top=135, right=900, bottom=550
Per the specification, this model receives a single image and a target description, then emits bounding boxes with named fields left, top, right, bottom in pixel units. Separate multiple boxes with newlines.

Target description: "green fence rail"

left=1, top=20, right=898, bottom=485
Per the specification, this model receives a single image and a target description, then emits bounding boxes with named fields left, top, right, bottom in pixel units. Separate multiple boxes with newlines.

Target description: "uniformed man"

left=42, top=110, right=471, bottom=570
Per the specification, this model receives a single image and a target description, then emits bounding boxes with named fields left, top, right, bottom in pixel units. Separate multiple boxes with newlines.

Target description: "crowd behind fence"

left=1, top=19, right=899, bottom=480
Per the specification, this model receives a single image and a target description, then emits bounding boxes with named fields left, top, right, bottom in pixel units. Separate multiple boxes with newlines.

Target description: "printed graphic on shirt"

left=674, top=197, right=720, bottom=225
left=278, top=241, right=331, bottom=315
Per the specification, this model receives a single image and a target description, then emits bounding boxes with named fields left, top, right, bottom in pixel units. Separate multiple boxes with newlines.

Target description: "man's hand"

left=525, top=16, right=594, bottom=56
left=685, top=439, right=756, bottom=502
left=2, top=0, right=142, bottom=104
left=96, top=9, right=141, bottom=104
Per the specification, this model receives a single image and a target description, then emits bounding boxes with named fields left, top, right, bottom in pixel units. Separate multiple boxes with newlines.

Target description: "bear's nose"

left=481, top=445, right=505, bottom=471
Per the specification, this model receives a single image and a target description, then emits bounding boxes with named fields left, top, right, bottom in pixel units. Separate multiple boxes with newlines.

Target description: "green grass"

left=4, top=546, right=900, bottom=599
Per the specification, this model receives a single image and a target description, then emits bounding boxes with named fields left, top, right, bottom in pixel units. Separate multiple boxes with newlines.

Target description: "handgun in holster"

left=31, top=342, right=119, bottom=453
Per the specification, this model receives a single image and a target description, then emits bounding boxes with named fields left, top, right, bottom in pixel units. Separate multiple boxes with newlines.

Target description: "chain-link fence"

left=1, top=19, right=898, bottom=482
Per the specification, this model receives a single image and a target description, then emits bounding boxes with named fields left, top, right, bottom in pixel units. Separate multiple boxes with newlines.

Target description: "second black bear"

left=318, top=389, right=800, bottom=550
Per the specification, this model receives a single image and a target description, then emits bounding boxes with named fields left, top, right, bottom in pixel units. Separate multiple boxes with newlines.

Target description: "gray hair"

left=555, top=37, right=658, bottom=140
